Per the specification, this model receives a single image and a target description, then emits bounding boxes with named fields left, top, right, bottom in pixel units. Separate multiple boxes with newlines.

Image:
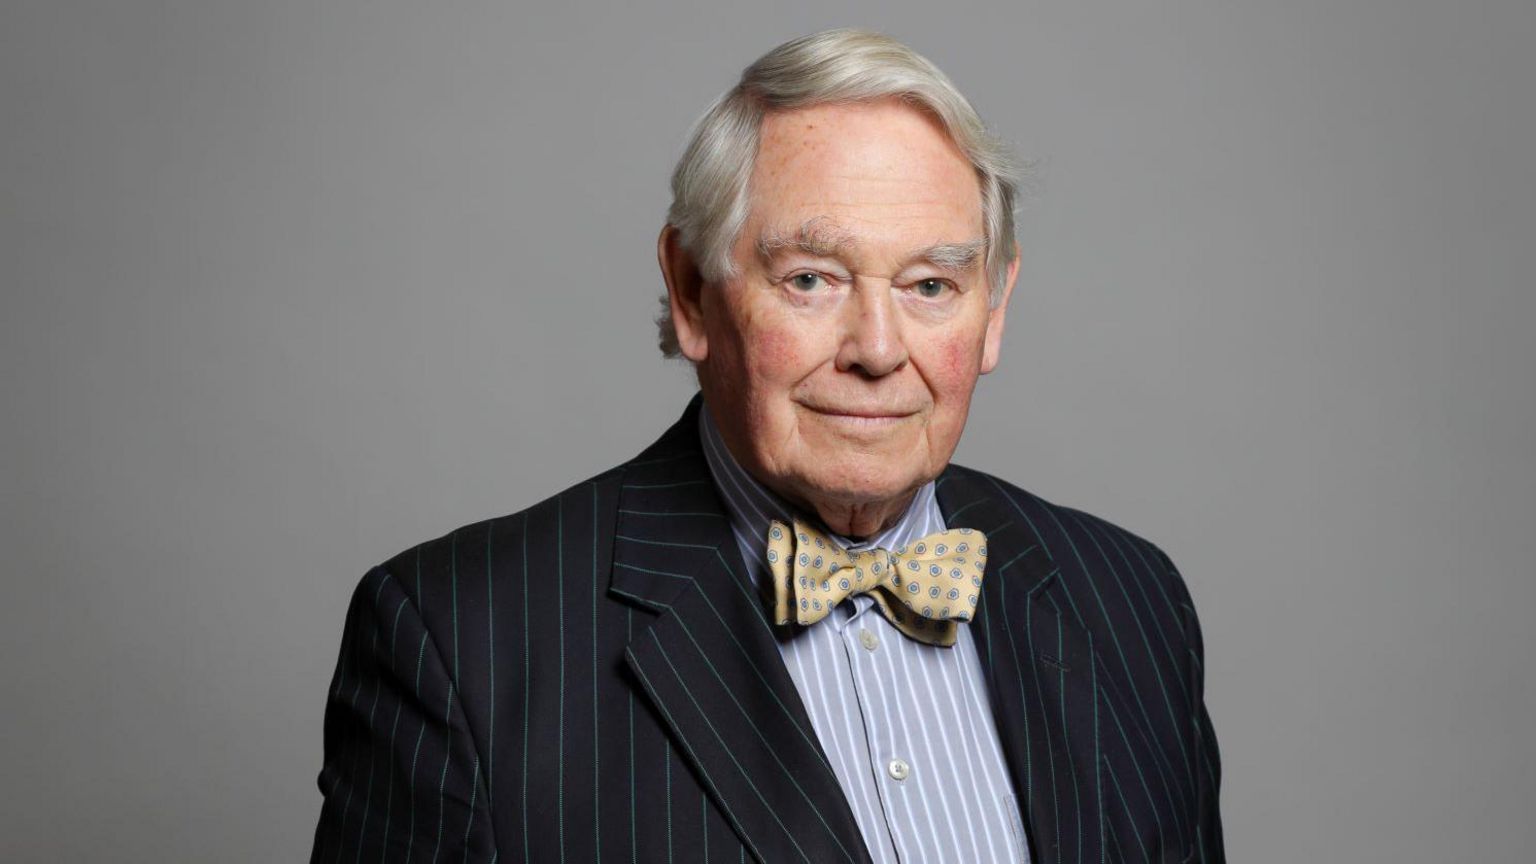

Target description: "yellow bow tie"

left=764, top=517, right=988, bottom=647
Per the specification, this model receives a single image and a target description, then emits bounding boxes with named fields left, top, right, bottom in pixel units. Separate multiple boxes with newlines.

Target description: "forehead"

left=745, top=99, right=984, bottom=247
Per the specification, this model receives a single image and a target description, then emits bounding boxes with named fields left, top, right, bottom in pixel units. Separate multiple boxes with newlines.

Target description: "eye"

left=787, top=272, right=828, bottom=292
left=913, top=278, right=952, bottom=299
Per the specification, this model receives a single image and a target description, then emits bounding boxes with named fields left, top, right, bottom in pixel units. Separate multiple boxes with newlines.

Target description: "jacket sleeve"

left=1164, top=548, right=1226, bottom=863
left=310, top=566, right=496, bottom=862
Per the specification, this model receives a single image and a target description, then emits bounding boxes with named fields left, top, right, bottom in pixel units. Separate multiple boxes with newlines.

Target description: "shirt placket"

left=840, top=596, right=936, bottom=863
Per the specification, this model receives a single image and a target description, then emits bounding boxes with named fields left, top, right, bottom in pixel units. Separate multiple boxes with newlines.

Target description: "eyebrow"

left=755, top=219, right=856, bottom=262
left=755, top=218, right=986, bottom=275
left=914, top=238, right=987, bottom=274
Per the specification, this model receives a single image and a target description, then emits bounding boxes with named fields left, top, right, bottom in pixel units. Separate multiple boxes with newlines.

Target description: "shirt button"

left=887, top=758, right=910, bottom=781
left=859, top=629, right=879, bottom=652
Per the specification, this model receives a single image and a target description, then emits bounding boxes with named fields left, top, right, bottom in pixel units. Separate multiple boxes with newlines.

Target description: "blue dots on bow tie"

left=950, top=568, right=963, bottom=580
left=907, top=560, right=919, bottom=571
left=978, top=545, right=987, bottom=556
left=914, top=542, right=926, bottom=554
left=798, top=532, right=809, bottom=544
left=872, top=561, right=883, bottom=574
left=771, top=526, right=784, bottom=540
left=958, top=528, right=973, bottom=535
left=767, top=550, right=778, bottom=563
left=929, top=586, right=941, bottom=598
left=839, top=578, right=851, bottom=590
left=815, top=537, right=825, bottom=549
left=972, top=576, right=982, bottom=587
left=935, top=544, right=947, bottom=555
left=907, top=582, right=920, bottom=594
left=929, top=564, right=942, bottom=576
left=948, top=588, right=960, bottom=600
left=812, top=555, right=823, bottom=569
left=956, top=542, right=968, bottom=553
left=799, top=553, right=809, bottom=566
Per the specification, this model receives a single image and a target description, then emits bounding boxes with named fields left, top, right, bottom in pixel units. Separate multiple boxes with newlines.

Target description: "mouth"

left=797, top=402, right=920, bottom=424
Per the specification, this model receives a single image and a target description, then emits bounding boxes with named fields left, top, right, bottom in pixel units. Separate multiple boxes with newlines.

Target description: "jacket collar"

left=935, top=465, right=1106, bottom=864
left=610, top=394, right=871, bottom=864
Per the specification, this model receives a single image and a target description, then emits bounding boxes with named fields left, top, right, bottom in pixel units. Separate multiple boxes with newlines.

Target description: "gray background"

left=2, top=0, right=1531, bottom=861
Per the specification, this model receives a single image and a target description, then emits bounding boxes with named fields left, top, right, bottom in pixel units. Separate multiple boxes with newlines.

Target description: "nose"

left=834, top=279, right=909, bottom=378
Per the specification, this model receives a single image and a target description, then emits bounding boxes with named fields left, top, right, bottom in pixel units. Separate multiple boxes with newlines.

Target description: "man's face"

left=667, top=98, right=1016, bottom=527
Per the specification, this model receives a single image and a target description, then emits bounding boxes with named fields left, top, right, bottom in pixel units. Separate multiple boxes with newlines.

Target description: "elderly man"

left=311, top=29, right=1223, bottom=864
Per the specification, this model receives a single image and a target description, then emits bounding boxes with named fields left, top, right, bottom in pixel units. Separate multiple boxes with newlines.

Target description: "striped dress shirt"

left=698, top=404, right=1031, bottom=864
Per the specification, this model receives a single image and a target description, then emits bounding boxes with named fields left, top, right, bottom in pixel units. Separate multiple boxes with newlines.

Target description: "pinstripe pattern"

left=311, top=394, right=1224, bottom=863
left=698, top=405, right=1029, bottom=864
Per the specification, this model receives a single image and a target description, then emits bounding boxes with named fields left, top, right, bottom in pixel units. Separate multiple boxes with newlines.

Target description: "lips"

left=798, top=402, right=919, bottom=419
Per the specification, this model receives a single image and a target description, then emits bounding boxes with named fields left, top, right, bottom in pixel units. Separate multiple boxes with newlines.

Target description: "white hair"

left=657, top=28, right=1026, bottom=357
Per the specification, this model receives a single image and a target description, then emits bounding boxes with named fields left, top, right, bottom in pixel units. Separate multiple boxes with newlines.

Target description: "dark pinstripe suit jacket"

left=311, top=395, right=1224, bottom=863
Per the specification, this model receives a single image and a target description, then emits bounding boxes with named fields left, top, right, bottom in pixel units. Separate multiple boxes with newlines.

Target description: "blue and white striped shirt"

left=698, top=404, right=1030, bottom=864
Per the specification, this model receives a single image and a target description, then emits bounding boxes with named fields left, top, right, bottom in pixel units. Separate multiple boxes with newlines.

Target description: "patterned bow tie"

left=764, top=518, right=988, bottom=647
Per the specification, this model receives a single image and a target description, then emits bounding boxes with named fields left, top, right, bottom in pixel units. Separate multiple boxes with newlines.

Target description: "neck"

left=796, top=490, right=919, bottom=540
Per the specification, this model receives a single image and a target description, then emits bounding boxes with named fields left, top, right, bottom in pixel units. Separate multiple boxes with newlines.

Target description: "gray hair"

left=657, top=28, right=1026, bottom=357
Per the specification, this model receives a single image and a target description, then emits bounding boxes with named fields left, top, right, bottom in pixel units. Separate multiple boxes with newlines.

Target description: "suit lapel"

left=938, top=466, right=1105, bottom=864
left=611, top=396, right=873, bottom=864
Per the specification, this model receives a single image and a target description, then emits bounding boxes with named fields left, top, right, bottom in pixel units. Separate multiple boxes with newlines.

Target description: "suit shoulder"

left=371, top=463, right=627, bottom=604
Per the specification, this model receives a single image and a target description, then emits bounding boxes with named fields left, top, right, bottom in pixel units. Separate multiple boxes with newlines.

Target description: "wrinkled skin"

left=661, top=98, right=1018, bottom=538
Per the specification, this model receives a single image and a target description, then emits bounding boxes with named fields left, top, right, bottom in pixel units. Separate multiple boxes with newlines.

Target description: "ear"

left=658, top=225, right=709, bottom=362
left=979, top=253, right=1020, bottom=374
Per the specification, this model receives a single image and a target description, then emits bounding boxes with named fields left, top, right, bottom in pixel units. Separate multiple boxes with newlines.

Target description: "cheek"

left=933, top=332, right=985, bottom=399
left=741, top=323, right=818, bottom=453
left=742, top=316, right=820, bottom=390
left=749, top=326, right=801, bottom=378
left=712, top=304, right=789, bottom=373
